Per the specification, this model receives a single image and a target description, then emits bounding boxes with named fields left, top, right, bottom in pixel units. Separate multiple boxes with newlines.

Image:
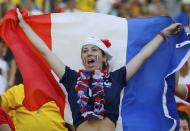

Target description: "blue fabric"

left=175, top=12, right=190, bottom=40
left=121, top=16, right=190, bottom=131
left=60, top=66, right=127, bottom=128
left=165, top=73, right=180, bottom=131
left=175, top=11, right=189, bottom=26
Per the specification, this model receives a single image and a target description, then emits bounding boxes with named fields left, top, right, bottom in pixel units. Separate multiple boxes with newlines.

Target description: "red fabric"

left=0, top=107, right=15, bottom=131
left=186, top=84, right=190, bottom=102
left=101, top=39, right=111, bottom=48
left=0, top=9, right=65, bottom=117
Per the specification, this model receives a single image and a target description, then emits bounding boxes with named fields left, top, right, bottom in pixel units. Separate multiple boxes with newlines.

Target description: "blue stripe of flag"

left=121, top=16, right=190, bottom=131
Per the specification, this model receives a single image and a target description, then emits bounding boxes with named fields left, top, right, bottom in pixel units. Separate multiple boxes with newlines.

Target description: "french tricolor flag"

left=0, top=10, right=190, bottom=131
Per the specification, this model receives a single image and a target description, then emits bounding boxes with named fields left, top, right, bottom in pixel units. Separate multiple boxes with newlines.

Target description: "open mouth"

left=87, top=59, right=95, bottom=64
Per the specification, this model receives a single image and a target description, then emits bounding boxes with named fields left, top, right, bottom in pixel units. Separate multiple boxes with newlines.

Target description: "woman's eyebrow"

left=82, top=47, right=88, bottom=50
left=91, top=46, right=98, bottom=49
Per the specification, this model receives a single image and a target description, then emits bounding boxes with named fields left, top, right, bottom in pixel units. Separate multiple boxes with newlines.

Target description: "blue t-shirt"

left=60, top=66, right=127, bottom=128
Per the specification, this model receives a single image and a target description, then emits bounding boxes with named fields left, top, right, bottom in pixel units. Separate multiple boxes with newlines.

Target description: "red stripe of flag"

left=0, top=9, right=65, bottom=117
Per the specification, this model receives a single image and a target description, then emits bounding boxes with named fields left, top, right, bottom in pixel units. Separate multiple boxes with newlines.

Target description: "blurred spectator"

left=0, top=0, right=175, bottom=18
left=176, top=0, right=190, bottom=37
left=3, top=48, right=16, bottom=88
left=55, top=0, right=65, bottom=13
left=0, top=1, right=15, bottom=18
left=21, top=0, right=43, bottom=15
left=0, top=84, right=69, bottom=131
left=35, top=0, right=43, bottom=9
left=178, top=103, right=190, bottom=117
left=77, top=0, right=95, bottom=12
left=0, top=39, right=9, bottom=93
left=147, top=0, right=167, bottom=16
left=117, top=2, right=129, bottom=18
left=0, top=107, right=15, bottom=131
left=14, top=69, right=22, bottom=86
left=64, top=0, right=80, bottom=12
left=175, top=57, right=190, bottom=111
left=178, top=110, right=190, bottom=131
left=165, top=0, right=179, bottom=17
left=110, top=2, right=121, bottom=16
left=128, top=0, right=144, bottom=18
left=157, top=3, right=168, bottom=16
left=176, top=0, right=190, bottom=91
left=179, top=57, right=190, bottom=84
left=0, top=2, right=7, bottom=18
left=95, top=0, right=115, bottom=14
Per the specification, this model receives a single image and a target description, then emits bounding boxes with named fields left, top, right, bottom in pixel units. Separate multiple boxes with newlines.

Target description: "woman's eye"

left=83, top=50, right=87, bottom=53
left=92, top=48, right=97, bottom=51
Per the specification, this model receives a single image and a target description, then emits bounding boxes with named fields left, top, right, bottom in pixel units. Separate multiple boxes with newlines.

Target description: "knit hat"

left=82, top=37, right=112, bottom=60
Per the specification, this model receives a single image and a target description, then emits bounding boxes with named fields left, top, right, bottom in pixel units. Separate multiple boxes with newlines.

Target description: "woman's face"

left=81, top=44, right=106, bottom=71
left=179, top=119, right=189, bottom=131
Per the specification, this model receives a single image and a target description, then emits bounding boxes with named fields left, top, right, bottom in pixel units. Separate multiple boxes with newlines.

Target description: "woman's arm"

left=7, top=59, right=16, bottom=87
left=17, top=9, right=65, bottom=79
left=175, top=84, right=188, bottom=100
left=0, top=124, right=12, bottom=131
left=126, top=23, right=181, bottom=81
left=174, top=72, right=187, bottom=99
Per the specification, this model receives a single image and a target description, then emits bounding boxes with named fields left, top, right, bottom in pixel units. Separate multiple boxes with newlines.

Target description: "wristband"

left=186, top=84, right=190, bottom=102
left=159, top=32, right=166, bottom=40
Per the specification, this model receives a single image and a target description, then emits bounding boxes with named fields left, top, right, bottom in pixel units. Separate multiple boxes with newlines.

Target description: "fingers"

left=16, top=8, right=23, bottom=21
left=174, top=23, right=181, bottom=26
left=169, top=23, right=182, bottom=35
left=175, top=23, right=182, bottom=34
left=175, top=23, right=181, bottom=30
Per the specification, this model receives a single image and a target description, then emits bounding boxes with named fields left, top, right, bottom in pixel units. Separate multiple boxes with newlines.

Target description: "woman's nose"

left=87, top=50, right=93, bottom=55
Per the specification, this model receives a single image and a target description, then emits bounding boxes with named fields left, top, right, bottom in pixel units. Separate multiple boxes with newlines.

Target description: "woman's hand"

left=16, top=8, right=24, bottom=24
left=162, top=23, right=181, bottom=36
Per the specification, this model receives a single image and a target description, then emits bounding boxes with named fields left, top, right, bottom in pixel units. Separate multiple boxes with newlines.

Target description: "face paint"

left=83, top=58, right=86, bottom=64
left=96, top=55, right=99, bottom=63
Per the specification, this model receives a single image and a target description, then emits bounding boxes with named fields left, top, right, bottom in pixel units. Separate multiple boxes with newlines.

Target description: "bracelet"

left=186, top=84, right=190, bottom=102
left=159, top=32, right=166, bottom=40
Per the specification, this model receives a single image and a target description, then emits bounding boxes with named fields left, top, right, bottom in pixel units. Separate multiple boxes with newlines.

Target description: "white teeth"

left=88, top=60, right=94, bottom=63
left=87, top=59, right=95, bottom=64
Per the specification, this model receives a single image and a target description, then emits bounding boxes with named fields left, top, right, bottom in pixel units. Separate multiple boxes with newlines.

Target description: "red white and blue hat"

left=82, top=37, right=112, bottom=60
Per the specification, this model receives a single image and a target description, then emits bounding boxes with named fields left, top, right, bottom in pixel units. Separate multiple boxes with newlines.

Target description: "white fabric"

left=0, top=59, right=8, bottom=93
left=175, top=96, right=190, bottom=105
left=82, top=37, right=112, bottom=60
left=51, top=12, right=127, bottom=71
left=163, top=81, right=177, bottom=131
left=51, top=12, right=128, bottom=129
left=179, top=71, right=190, bottom=84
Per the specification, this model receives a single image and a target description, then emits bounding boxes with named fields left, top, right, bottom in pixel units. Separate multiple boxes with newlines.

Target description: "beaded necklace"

left=75, top=69, right=112, bottom=120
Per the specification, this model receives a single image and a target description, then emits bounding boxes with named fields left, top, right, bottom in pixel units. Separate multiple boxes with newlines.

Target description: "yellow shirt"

left=77, top=0, right=95, bottom=12
left=0, top=84, right=68, bottom=131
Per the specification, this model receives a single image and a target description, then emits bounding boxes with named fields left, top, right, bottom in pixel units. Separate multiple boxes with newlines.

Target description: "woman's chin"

left=85, top=66, right=100, bottom=72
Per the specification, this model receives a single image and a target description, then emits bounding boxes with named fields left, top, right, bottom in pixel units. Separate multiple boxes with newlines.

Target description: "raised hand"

left=16, top=8, right=24, bottom=23
left=162, top=23, right=181, bottom=36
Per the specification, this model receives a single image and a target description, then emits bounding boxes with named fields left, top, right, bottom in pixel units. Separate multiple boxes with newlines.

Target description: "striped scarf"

left=75, top=69, right=112, bottom=120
